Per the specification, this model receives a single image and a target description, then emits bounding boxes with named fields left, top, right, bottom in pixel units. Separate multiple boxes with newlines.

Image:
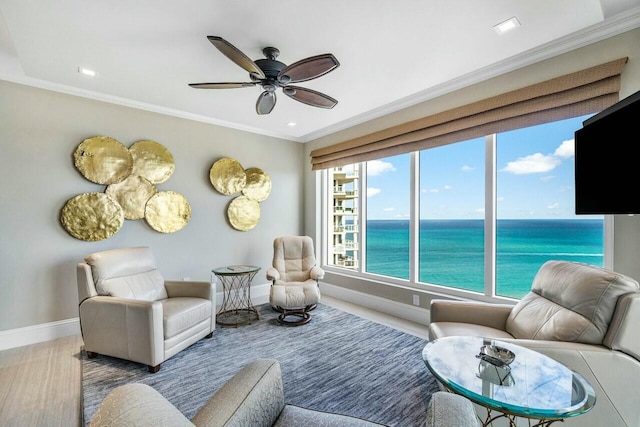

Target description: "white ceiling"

left=1, top=0, right=639, bottom=142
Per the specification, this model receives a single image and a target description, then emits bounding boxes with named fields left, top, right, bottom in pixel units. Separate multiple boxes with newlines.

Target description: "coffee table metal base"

left=478, top=407, right=565, bottom=427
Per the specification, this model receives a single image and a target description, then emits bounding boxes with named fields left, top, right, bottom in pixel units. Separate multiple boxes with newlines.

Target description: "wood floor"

left=0, top=296, right=430, bottom=427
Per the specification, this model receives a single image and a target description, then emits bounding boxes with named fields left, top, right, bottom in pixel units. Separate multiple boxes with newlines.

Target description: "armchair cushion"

left=85, top=246, right=167, bottom=301
left=506, top=260, right=639, bottom=344
left=270, top=281, right=320, bottom=308
left=161, top=297, right=212, bottom=339
left=272, top=236, right=318, bottom=282
left=426, top=392, right=480, bottom=427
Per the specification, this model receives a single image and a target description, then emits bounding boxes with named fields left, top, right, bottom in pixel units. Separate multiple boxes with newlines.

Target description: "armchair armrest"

left=430, top=300, right=513, bottom=331
left=191, top=359, right=285, bottom=427
left=165, top=280, right=214, bottom=300
left=79, top=296, right=164, bottom=367
left=310, top=266, right=325, bottom=280
left=89, top=383, right=193, bottom=427
left=266, top=267, right=280, bottom=282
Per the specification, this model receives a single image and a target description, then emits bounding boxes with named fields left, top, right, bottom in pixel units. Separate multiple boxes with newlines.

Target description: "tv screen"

left=574, top=89, right=640, bottom=214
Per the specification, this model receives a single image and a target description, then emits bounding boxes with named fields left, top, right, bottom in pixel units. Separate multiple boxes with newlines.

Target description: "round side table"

left=212, top=265, right=261, bottom=327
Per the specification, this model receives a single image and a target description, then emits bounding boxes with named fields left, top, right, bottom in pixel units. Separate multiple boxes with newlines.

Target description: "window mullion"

left=410, top=152, right=419, bottom=283
left=485, top=134, right=496, bottom=297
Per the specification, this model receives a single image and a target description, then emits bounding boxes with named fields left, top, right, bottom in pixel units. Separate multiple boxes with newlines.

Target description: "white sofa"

left=428, top=260, right=640, bottom=426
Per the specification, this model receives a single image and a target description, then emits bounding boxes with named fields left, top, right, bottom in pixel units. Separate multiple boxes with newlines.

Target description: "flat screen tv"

left=574, top=89, right=640, bottom=214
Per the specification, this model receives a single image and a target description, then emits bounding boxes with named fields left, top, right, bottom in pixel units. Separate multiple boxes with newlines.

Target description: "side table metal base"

left=216, top=308, right=259, bottom=327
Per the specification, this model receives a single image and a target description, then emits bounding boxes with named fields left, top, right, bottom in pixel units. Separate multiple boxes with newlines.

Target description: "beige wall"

left=0, top=81, right=305, bottom=332
left=304, top=28, right=640, bottom=306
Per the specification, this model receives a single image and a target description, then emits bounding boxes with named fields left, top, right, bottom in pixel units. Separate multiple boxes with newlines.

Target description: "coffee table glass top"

left=422, top=336, right=596, bottom=420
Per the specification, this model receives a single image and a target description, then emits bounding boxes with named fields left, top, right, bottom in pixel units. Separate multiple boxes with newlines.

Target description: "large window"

left=419, top=138, right=485, bottom=292
left=324, top=115, right=604, bottom=300
left=495, top=116, right=604, bottom=298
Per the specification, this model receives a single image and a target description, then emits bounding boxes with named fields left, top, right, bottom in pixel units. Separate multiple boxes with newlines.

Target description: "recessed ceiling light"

left=493, top=17, right=521, bottom=35
left=287, top=121, right=296, bottom=127
left=78, top=66, right=97, bottom=77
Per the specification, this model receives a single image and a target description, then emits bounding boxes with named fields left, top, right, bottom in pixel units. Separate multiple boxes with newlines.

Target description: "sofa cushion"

left=506, top=261, right=639, bottom=344
left=85, top=246, right=168, bottom=301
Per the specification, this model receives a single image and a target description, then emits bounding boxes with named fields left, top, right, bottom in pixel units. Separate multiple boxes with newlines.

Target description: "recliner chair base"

left=276, top=306, right=313, bottom=326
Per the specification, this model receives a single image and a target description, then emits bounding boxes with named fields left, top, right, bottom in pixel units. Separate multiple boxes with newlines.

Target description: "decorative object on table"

left=189, top=36, right=339, bottom=115
left=60, top=192, right=124, bottom=241
left=62, top=136, right=188, bottom=240
left=82, top=303, right=440, bottom=426
left=212, top=265, right=261, bottom=327
left=267, top=236, right=324, bottom=325
left=77, top=246, right=215, bottom=373
left=209, top=157, right=271, bottom=231
left=476, top=344, right=515, bottom=368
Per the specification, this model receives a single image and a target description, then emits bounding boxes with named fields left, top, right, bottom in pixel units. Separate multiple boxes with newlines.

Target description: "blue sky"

left=364, top=114, right=601, bottom=220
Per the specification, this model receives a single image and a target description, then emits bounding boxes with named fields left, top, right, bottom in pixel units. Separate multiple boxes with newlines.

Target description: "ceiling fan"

left=189, top=36, right=340, bottom=115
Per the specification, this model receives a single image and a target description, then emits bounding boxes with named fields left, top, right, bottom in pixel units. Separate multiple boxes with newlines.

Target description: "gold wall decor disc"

left=73, top=136, right=133, bottom=185
left=242, top=167, right=272, bottom=202
left=60, top=192, right=124, bottom=241
left=129, top=140, right=175, bottom=184
left=105, top=175, right=158, bottom=220
left=210, top=158, right=246, bottom=195
left=145, top=191, right=191, bottom=233
left=227, top=195, right=260, bottom=231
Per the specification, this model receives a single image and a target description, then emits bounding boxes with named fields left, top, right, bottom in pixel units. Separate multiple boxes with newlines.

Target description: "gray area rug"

left=82, top=303, right=439, bottom=426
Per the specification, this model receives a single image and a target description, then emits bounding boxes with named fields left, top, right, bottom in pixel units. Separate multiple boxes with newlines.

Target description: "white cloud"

left=462, top=165, right=474, bottom=171
left=554, top=139, right=574, bottom=158
left=367, top=187, right=381, bottom=197
left=501, top=153, right=561, bottom=174
left=540, top=175, right=554, bottom=182
left=547, top=203, right=560, bottom=210
left=443, top=185, right=452, bottom=190
left=367, top=160, right=396, bottom=176
left=475, top=208, right=485, bottom=213
left=429, top=188, right=439, bottom=193
left=383, top=207, right=395, bottom=212
left=497, top=196, right=504, bottom=202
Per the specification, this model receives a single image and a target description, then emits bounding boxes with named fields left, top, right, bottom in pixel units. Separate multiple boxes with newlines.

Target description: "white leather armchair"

left=428, top=260, right=640, bottom=426
left=77, top=246, right=215, bottom=373
left=266, top=236, right=324, bottom=325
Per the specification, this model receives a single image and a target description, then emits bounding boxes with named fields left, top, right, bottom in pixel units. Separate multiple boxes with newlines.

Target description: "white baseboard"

left=320, top=282, right=430, bottom=325
left=0, top=284, right=274, bottom=352
left=0, top=318, right=81, bottom=352
left=0, top=282, right=416, bottom=351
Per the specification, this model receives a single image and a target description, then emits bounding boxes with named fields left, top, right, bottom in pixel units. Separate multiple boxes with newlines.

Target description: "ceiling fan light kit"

left=189, top=36, right=339, bottom=115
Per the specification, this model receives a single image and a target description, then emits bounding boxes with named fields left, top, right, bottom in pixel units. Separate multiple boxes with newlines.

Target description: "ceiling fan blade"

left=278, top=54, right=339, bottom=84
left=189, top=82, right=256, bottom=89
left=256, top=91, right=276, bottom=115
left=283, top=86, right=338, bottom=109
left=207, top=36, right=266, bottom=79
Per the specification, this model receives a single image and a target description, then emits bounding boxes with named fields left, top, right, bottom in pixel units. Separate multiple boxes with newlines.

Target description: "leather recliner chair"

left=267, top=236, right=324, bottom=325
left=77, top=246, right=216, bottom=372
left=428, top=260, right=640, bottom=427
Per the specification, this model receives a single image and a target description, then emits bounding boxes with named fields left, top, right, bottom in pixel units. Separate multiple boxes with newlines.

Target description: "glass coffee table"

left=422, top=336, right=596, bottom=426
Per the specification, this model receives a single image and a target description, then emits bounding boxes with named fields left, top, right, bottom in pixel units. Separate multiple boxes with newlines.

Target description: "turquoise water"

left=364, top=219, right=604, bottom=299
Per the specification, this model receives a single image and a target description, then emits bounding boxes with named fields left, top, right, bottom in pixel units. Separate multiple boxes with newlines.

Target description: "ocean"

left=363, top=219, right=604, bottom=299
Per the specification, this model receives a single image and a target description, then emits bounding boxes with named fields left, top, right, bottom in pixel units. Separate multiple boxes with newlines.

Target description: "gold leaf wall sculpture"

left=61, top=136, right=189, bottom=241
left=210, top=157, right=271, bottom=231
